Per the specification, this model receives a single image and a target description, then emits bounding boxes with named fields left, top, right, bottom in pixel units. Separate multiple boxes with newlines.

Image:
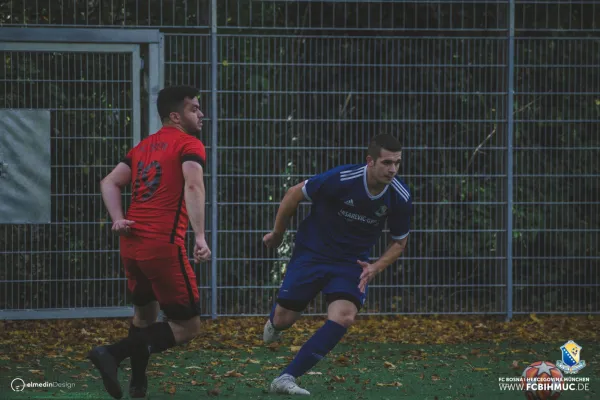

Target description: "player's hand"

left=111, top=219, right=135, bottom=236
left=357, top=260, right=379, bottom=293
left=263, top=231, right=284, bottom=248
left=194, top=236, right=211, bottom=263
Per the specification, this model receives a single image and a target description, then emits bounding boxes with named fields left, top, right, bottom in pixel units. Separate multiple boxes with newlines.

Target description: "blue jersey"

left=295, top=163, right=412, bottom=264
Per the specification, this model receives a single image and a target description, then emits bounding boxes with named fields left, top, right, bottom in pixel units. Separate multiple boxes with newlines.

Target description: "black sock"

left=145, top=322, right=176, bottom=354
left=127, top=322, right=176, bottom=382
left=106, top=336, right=137, bottom=365
left=105, top=322, right=152, bottom=366
left=128, top=323, right=148, bottom=382
left=129, top=322, right=143, bottom=337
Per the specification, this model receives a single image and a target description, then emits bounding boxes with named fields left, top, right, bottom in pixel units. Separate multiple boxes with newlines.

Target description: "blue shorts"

left=276, top=247, right=368, bottom=312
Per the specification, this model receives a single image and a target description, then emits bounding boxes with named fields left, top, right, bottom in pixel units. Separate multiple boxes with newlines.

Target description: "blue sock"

left=281, top=320, right=347, bottom=378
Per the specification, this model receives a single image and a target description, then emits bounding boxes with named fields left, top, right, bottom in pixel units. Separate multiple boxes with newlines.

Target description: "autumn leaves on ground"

left=0, top=315, right=598, bottom=399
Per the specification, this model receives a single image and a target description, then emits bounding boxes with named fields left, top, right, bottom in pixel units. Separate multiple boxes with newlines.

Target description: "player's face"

left=177, top=97, right=204, bottom=134
left=369, top=149, right=402, bottom=184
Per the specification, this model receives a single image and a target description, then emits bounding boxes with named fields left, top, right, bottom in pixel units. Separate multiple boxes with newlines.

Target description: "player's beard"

left=183, top=119, right=202, bottom=136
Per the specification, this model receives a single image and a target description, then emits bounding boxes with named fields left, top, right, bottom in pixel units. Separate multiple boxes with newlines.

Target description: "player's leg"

left=132, top=301, right=160, bottom=328
left=87, top=257, right=156, bottom=399
left=155, top=249, right=204, bottom=345
left=123, top=243, right=203, bottom=397
left=126, top=288, right=160, bottom=398
left=264, top=303, right=302, bottom=344
left=270, top=266, right=365, bottom=395
left=263, top=253, right=325, bottom=344
left=277, top=298, right=358, bottom=377
left=268, top=261, right=330, bottom=395
left=88, top=242, right=203, bottom=399
left=325, top=295, right=362, bottom=328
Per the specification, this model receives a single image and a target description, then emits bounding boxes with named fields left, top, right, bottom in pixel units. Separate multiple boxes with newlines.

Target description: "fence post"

left=210, top=0, right=219, bottom=320
left=506, top=0, right=516, bottom=322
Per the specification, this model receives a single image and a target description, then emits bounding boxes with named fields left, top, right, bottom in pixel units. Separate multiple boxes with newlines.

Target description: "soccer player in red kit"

left=87, top=86, right=211, bottom=399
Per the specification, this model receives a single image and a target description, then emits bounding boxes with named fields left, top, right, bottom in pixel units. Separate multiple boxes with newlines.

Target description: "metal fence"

left=0, top=0, right=598, bottom=320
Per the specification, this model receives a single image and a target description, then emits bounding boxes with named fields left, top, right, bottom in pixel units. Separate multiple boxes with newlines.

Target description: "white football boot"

left=269, top=373, right=310, bottom=395
left=263, top=319, right=283, bottom=344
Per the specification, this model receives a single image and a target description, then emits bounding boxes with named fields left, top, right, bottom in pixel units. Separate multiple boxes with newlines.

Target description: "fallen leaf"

left=376, top=382, right=402, bottom=387
left=335, top=355, right=351, bottom=366
left=0, top=315, right=599, bottom=363
left=224, top=370, right=243, bottom=378
left=383, top=361, right=396, bottom=369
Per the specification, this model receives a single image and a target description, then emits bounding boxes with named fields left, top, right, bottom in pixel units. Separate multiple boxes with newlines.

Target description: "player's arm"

left=358, top=236, right=408, bottom=293
left=372, top=236, right=408, bottom=272
left=100, top=162, right=132, bottom=222
left=272, top=181, right=306, bottom=235
left=180, top=137, right=211, bottom=262
left=263, top=181, right=306, bottom=248
left=358, top=194, right=412, bottom=292
left=382, top=190, right=413, bottom=269
left=182, top=161, right=206, bottom=238
left=265, top=167, right=341, bottom=248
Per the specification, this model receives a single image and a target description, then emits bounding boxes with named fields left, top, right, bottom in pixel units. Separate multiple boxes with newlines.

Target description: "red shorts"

left=120, top=237, right=200, bottom=320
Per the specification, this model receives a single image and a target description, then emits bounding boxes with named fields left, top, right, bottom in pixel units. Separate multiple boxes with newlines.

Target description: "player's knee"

left=169, top=316, right=202, bottom=344
left=330, top=314, right=356, bottom=328
left=273, top=301, right=303, bottom=329
left=327, top=297, right=360, bottom=328
left=132, top=315, right=153, bottom=328
left=161, top=303, right=202, bottom=343
left=272, top=314, right=295, bottom=330
left=186, top=316, right=202, bottom=337
left=133, top=301, right=160, bottom=327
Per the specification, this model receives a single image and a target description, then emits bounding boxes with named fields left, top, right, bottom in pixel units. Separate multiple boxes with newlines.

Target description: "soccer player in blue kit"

left=262, top=134, right=412, bottom=395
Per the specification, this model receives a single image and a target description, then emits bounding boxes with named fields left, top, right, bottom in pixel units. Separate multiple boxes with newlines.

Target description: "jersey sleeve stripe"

left=392, top=232, right=409, bottom=240
left=391, top=180, right=410, bottom=202
left=340, top=171, right=363, bottom=181
left=340, top=166, right=364, bottom=176
left=301, top=180, right=312, bottom=202
left=181, top=154, right=205, bottom=168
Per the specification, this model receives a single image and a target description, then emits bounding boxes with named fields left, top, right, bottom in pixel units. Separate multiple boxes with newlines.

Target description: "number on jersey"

left=133, top=161, right=162, bottom=202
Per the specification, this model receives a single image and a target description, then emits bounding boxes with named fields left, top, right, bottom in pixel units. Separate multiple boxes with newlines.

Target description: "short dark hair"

left=367, top=134, right=402, bottom=160
left=156, top=85, right=199, bottom=121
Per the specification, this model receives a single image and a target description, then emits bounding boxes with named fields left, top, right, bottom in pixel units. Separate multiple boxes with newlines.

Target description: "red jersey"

left=122, top=126, right=206, bottom=245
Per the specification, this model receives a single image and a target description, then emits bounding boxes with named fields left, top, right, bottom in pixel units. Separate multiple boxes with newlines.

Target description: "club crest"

left=374, top=205, right=388, bottom=217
